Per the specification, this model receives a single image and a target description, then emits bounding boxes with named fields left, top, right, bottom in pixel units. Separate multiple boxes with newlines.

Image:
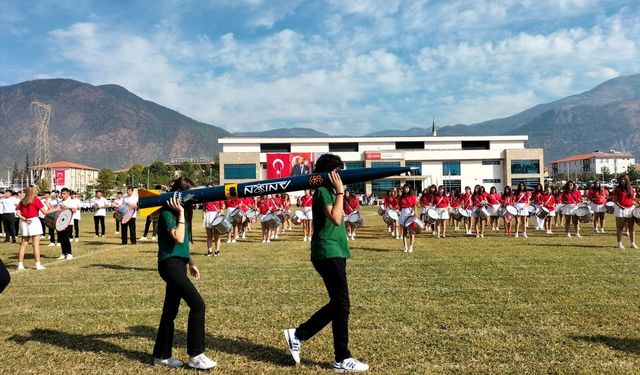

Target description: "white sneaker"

left=187, top=353, right=216, bottom=370
left=139, top=236, right=147, bottom=241
left=546, top=230, right=552, bottom=235
left=115, top=231, right=120, bottom=234
left=303, top=237, right=307, bottom=242
left=566, top=233, right=571, bottom=238
left=17, top=263, right=25, bottom=271
left=408, top=246, right=413, bottom=253
left=153, top=357, right=184, bottom=368
left=396, top=236, right=401, bottom=240
left=333, top=357, right=369, bottom=372
left=284, top=328, right=301, bottom=364
left=617, top=242, right=625, bottom=249
left=66, top=254, right=73, bottom=260
left=514, top=232, right=519, bottom=238
left=151, top=236, right=156, bottom=240
left=575, top=233, right=582, bottom=238
left=56, top=255, right=66, bottom=260
left=522, top=233, right=528, bottom=238
left=74, top=238, right=79, bottom=242
left=48, top=243, right=55, bottom=247
left=262, top=240, right=266, bottom=243
left=56, top=243, right=61, bottom=246
left=266, top=239, right=271, bottom=243
left=403, top=247, right=407, bottom=253
left=242, top=233, right=246, bottom=239
left=226, top=239, right=232, bottom=243
left=231, top=239, right=237, bottom=243
left=275, top=234, right=279, bottom=239
left=36, top=264, right=46, bottom=270
left=632, top=243, right=639, bottom=249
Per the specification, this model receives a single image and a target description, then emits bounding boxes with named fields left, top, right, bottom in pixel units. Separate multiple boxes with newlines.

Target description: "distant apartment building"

left=550, top=151, right=635, bottom=179
left=218, top=135, right=544, bottom=196
left=32, top=161, right=99, bottom=193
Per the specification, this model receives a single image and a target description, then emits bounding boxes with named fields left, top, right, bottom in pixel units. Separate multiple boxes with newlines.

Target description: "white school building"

left=550, top=151, right=635, bottom=179
left=218, top=135, right=544, bottom=196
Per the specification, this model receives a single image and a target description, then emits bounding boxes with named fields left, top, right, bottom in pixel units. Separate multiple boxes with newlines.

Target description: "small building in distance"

left=32, top=161, right=99, bottom=193
left=550, top=150, right=635, bottom=180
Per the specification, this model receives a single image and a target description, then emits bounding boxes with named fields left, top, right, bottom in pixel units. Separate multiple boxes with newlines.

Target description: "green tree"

left=147, top=160, right=173, bottom=187
left=178, top=162, right=196, bottom=180
left=626, top=163, right=640, bottom=182
left=128, top=163, right=145, bottom=187
left=36, top=178, right=51, bottom=193
left=95, top=168, right=116, bottom=196
left=600, top=166, right=613, bottom=181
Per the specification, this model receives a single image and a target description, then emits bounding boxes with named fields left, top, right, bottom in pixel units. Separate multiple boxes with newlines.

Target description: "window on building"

left=372, top=180, right=401, bottom=198
left=405, top=161, right=422, bottom=176
left=329, top=142, right=359, bottom=152
left=443, top=179, right=461, bottom=193
left=395, top=141, right=424, bottom=150
left=260, top=143, right=291, bottom=153
left=461, top=141, right=490, bottom=150
left=511, top=177, right=540, bottom=188
left=372, top=162, right=401, bottom=168
left=482, top=160, right=501, bottom=165
left=511, top=160, right=540, bottom=174
left=483, top=179, right=501, bottom=183
left=345, top=162, right=365, bottom=169
left=442, top=161, right=461, bottom=176
left=224, top=164, right=256, bottom=179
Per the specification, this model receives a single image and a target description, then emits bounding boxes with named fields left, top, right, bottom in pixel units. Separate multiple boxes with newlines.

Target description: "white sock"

left=35, top=261, right=41, bottom=267
left=18, top=262, right=24, bottom=267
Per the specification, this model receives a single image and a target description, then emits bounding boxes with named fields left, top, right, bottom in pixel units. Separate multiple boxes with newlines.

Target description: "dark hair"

left=169, top=177, right=196, bottom=243
left=503, top=186, right=512, bottom=196
left=117, top=191, right=123, bottom=195
left=61, top=187, right=70, bottom=194
left=127, top=186, right=134, bottom=191
left=563, top=180, right=575, bottom=193
left=516, top=182, right=526, bottom=194
left=154, top=184, right=162, bottom=190
left=313, top=153, right=344, bottom=173
left=618, top=174, right=633, bottom=197
left=400, top=183, right=414, bottom=197
left=490, top=186, right=497, bottom=194
left=96, top=190, right=103, bottom=194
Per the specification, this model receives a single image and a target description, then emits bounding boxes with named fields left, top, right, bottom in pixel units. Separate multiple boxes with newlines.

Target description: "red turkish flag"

left=54, top=169, right=65, bottom=185
left=267, top=154, right=289, bottom=179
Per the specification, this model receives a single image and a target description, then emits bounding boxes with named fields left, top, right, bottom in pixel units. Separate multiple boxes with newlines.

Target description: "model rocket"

left=138, top=166, right=411, bottom=217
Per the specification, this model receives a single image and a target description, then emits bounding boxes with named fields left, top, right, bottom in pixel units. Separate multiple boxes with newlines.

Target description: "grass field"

left=1, top=207, right=640, bottom=374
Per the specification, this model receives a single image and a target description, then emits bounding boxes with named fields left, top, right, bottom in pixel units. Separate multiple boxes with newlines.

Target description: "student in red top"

left=300, top=190, right=313, bottom=242
left=383, top=188, right=401, bottom=239
left=16, top=186, right=54, bottom=271
left=461, top=186, right=473, bottom=235
left=500, top=186, right=515, bottom=235
left=487, top=186, right=501, bottom=231
left=343, top=190, right=360, bottom=240
left=433, top=185, right=450, bottom=238
left=225, top=198, right=241, bottom=243
left=203, top=199, right=224, bottom=257
left=281, top=194, right=292, bottom=232
left=612, top=174, right=637, bottom=249
left=471, top=185, right=488, bottom=238
left=540, top=185, right=556, bottom=235
left=532, top=183, right=544, bottom=231
left=419, top=185, right=436, bottom=223
left=513, top=182, right=531, bottom=238
left=257, top=195, right=273, bottom=243
left=561, top=181, right=582, bottom=238
left=449, top=189, right=462, bottom=231
left=399, top=184, right=418, bottom=253
left=587, top=180, right=608, bottom=234
left=553, top=188, right=563, bottom=228
left=269, top=194, right=284, bottom=240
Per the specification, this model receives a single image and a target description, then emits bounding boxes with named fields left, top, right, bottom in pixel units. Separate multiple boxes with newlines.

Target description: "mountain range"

left=0, top=74, right=639, bottom=168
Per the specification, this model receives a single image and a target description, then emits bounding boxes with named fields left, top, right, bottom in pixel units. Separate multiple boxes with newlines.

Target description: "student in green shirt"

left=284, top=153, right=369, bottom=373
left=152, top=177, right=216, bottom=370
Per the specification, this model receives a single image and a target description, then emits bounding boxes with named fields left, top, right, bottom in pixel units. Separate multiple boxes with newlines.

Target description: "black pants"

left=0, top=216, right=3, bottom=233
left=153, top=257, right=206, bottom=358
left=296, top=257, right=351, bottom=362
left=58, top=226, right=72, bottom=256
left=94, top=216, right=105, bottom=236
left=121, top=219, right=136, bottom=245
left=73, top=219, right=79, bottom=239
left=0, top=258, right=10, bottom=294
left=2, top=213, right=16, bottom=241
left=115, top=215, right=120, bottom=232
left=49, top=226, right=56, bottom=243
left=143, top=216, right=157, bottom=237
left=40, top=217, right=47, bottom=235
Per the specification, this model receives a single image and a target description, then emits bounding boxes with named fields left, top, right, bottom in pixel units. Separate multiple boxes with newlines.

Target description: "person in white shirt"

left=57, top=188, right=76, bottom=260
left=2, top=190, right=20, bottom=243
left=93, top=190, right=110, bottom=237
left=47, top=191, right=60, bottom=246
left=112, top=191, right=124, bottom=234
left=70, top=191, right=82, bottom=242
left=118, top=186, right=138, bottom=245
left=0, top=194, right=4, bottom=236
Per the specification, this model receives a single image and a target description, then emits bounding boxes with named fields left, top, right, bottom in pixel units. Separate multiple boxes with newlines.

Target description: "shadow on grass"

left=84, top=263, right=155, bottom=272
left=528, top=242, right=613, bottom=249
left=572, top=335, right=640, bottom=354
left=350, top=246, right=390, bottom=253
left=9, top=325, right=324, bottom=368
left=9, top=328, right=150, bottom=363
left=124, top=325, right=324, bottom=367
left=81, top=241, right=118, bottom=246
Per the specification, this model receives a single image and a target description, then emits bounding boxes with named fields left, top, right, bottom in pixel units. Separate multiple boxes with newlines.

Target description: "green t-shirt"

left=310, top=187, right=351, bottom=261
left=157, top=209, right=191, bottom=261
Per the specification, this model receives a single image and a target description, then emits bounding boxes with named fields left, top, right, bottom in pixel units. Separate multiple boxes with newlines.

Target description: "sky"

left=1, top=0, right=639, bottom=135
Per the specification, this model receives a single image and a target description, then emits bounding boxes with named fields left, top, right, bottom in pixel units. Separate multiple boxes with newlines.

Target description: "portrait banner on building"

left=54, top=169, right=65, bottom=186
left=266, top=153, right=313, bottom=179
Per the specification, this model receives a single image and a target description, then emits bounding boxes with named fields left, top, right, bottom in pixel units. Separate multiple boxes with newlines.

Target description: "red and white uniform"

left=300, top=193, right=313, bottom=220
left=541, top=193, right=556, bottom=216
left=587, top=188, right=608, bottom=213
left=384, top=196, right=399, bottom=211
left=203, top=201, right=223, bottom=228
left=420, top=193, right=434, bottom=208
left=344, top=196, right=359, bottom=216
left=399, top=195, right=417, bottom=226
left=461, top=193, right=473, bottom=211
left=561, top=190, right=582, bottom=215
left=17, top=198, right=45, bottom=236
left=612, top=187, right=636, bottom=218
left=433, top=194, right=450, bottom=220
left=487, top=192, right=501, bottom=216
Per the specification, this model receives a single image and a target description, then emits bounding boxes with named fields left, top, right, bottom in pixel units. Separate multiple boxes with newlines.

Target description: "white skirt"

left=515, top=203, right=529, bottom=217
left=437, top=208, right=449, bottom=220
left=203, top=211, right=219, bottom=228
left=302, top=206, right=313, bottom=220
left=562, top=204, right=577, bottom=216
left=488, top=204, right=501, bottom=216
left=399, top=208, right=415, bottom=227
left=591, top=203, right=606, bottom=213
left=615, top=206, right=634, bottom=219
left=21, top=218, right=43, bottom=237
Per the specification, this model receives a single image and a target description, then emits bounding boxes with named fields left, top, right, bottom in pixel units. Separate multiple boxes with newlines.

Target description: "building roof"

left=552, top=151, right=635, bottom=164
left=32, top=161, right=99, bottom=171
left=218, top=135, right=528, bottom=144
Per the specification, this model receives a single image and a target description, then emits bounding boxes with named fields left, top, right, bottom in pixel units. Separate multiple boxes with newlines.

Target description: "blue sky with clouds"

left=1, top=0, right=639, bottom=135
